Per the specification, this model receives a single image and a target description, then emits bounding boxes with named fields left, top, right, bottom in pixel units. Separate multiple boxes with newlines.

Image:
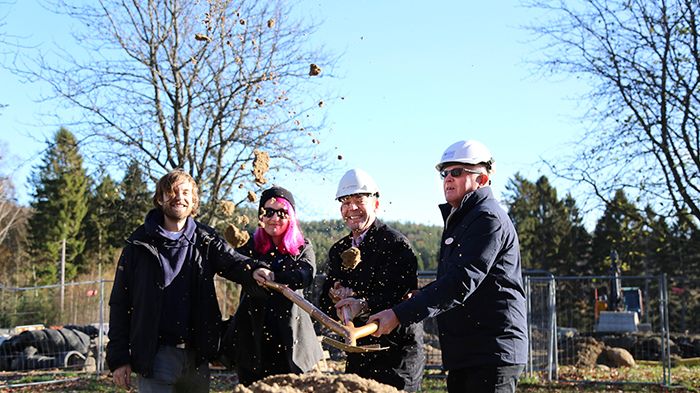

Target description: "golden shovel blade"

left=322, top=336, right=388, bottom=353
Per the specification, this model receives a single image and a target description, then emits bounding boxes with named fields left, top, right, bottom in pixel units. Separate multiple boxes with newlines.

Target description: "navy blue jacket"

left=393, top=187, right=528, bottom=369
left=106, top=212, right=259, bottom=377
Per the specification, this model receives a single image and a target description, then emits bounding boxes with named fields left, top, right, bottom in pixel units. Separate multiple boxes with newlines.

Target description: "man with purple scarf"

left=107, top=169, right=272, bottom=393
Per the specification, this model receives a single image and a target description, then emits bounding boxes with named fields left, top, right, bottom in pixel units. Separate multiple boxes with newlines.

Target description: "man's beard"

left=163, top=203, right=192, bottom=221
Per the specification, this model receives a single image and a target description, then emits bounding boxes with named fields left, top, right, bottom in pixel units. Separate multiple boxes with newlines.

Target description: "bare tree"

left=0, top=182, right=29, bottom=286
left=526, top=0, right=700, bottom=222
left=0, top=148, right=24, bottom=245
left=21, top=0, right=334, bottom=223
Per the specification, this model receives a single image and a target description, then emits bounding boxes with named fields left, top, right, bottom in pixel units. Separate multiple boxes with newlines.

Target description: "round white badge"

left=445, top=237, right=454, bottom=245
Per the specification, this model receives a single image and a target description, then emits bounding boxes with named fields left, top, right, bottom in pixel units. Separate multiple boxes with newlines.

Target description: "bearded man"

left=107, top=169, right=271, bottom=393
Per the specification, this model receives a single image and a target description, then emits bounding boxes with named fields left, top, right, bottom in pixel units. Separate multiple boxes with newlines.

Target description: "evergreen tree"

left=300, top=219, right=442, bottom=273
left=391, top=222, right=442, bottom=270
left=640, top=206, right=672, bottom=277
left=666, top=211, right=700, bottom=278
left=505, top=174, right=539, bottom=269
left=300, top=219, right=347, bottom=273
left=590, top=189, right=646, bottom=274
left=559, top=194, right=593, bottom=275
left=505, top=174, right=589, bottom=275
left=82, top=174, right=120, bottom=271
left=113, top=160, right=151, bottom=244
left=28, top=128, right=89, bottom=284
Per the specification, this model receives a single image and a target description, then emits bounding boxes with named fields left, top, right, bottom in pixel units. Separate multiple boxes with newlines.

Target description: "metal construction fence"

left=524, top=273, right=681, bottom=386
left=0, top=279, right=112, bottom=388
left=1, top=271, right=697, bottom=389
left=417, top=271, right=695, bottom=387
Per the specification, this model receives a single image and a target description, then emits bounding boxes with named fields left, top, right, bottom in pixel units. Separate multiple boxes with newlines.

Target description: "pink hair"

left=253, top=197, right=305, bottom=256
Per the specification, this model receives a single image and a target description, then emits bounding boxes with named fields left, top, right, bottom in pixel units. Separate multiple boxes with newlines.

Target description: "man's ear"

left=477, top=174, right=490, bottom=186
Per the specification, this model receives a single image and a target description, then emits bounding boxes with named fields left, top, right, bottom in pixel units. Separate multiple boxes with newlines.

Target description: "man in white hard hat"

left=368, top=141, right=528, bottom=393
left=319, top=168, right=425, bottom=392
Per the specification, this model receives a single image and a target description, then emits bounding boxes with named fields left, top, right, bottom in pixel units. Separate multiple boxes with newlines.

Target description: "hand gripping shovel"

left=262, top=280, right=387, bottom=353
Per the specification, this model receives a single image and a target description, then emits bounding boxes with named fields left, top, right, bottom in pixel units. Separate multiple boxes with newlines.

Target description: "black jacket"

left=106, top=213, right=258, bottom=376
left=393, top=187, right=529, bottom=369
left=320, top=220, right=425, bottom=392
left=224, top=238, right=323, bottom=375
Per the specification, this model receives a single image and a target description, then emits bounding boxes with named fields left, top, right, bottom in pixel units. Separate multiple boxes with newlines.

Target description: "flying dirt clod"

left=224, top=224, right=249, bottom=248
left=340, top=247, right=361, bottom=270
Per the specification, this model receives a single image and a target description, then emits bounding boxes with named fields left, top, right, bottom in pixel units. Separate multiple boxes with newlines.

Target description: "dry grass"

left=1, top=365, right=698, bottom=392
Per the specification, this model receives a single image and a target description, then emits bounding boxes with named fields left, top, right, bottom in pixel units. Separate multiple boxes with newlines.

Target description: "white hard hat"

left=436, top=140, right=495, bottom=171
left=335, top=168, right=380, bottom=199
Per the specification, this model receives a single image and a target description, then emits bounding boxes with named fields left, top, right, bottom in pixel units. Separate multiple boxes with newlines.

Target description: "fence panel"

left=417, top=272, right=442, bottom=371
left=3, top=271, right=692, bottom=389
left=527, top=274, right=673, bottom=386
left=524, top=272, right=557, bottom=380
left=0, top=280, right=112, bottom=388
left=667, top=276, right=700, bottom=337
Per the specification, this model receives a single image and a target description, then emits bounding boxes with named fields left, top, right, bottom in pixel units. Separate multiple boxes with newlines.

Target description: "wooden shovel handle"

left=262, top=280, right=351, bottom=338
left=351, top=320, right=379, bottom=341
left=263, top=280, right=379, bottom=346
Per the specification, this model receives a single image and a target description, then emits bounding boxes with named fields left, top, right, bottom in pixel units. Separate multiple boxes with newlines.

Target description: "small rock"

left=603, top=347, right=636, bottom=368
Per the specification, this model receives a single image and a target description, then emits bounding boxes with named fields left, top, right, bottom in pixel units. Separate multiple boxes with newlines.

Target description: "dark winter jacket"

left=393, top=187, right=529, bottom=369
left=223, top=238, right=323, bottom=377
left=320, top=220, right=425, bottom=392
left=106, top=210, right=259, bottom=377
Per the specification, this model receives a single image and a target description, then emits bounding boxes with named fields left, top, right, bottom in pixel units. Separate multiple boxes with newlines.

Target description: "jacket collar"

left=439, top=187, right=493, bottom=228
left=344, top=219, right=383, bottom=245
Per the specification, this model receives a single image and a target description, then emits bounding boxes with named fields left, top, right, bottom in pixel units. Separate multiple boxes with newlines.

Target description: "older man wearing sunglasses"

left=369, top=140, right=529, bottom=393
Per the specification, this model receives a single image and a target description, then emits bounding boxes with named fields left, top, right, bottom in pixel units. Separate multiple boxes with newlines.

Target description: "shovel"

left=262, top=280, right=387, bottom=353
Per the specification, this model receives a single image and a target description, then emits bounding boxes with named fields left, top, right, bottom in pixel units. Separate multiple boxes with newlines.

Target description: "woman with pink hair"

left=223, top=186, right=323, bottom=386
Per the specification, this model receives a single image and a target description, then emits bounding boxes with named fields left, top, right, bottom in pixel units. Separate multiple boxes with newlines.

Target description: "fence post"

left=524, top=275, right=532, bottom=377
left=548, top=275, right=558, bottom=381
left=659, top=273, right=671, bottom=386
left=98, top=278, right=105, bottom=375
left=60, top=238, right=66, bottom=313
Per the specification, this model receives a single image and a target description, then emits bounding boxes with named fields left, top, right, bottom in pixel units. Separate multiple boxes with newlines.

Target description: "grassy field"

left=1, top=365, right=698, bottom=392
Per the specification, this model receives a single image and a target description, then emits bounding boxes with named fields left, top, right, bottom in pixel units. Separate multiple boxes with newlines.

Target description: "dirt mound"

left=575, top=336, right=605, bottom=367
left=232, top=372, right=401, bottom=393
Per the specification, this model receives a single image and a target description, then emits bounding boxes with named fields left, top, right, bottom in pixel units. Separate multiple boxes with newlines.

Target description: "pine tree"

left=82, top=174, right=120, bottom=271
left=505, top=174, right=589, bottom=274
left=666, top=210, right=700, bottom=278
left=112, top=160, right=151, bottom=244
left=559, top=194, right=593, bottom=275
left=505, top=174, right=539, bottom=269
left=28, top=128, right=89, bottom=284
left=591, top=189, right=646, bottom=275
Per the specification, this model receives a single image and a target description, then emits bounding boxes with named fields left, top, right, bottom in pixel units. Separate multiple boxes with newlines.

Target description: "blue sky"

left=0, top=1, right=589, bottom=226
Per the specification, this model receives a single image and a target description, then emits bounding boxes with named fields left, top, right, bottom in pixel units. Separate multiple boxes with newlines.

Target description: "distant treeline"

left=299, top=219, right=442, bottom=273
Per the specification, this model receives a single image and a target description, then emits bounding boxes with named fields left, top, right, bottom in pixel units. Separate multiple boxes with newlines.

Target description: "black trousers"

left=446, top=364, right=525, bottom=393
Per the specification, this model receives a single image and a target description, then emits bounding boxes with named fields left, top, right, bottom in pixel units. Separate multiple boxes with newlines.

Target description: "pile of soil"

left=232, top=372, right=400, bottom=393
left=574, top=336, right=605, bottom=367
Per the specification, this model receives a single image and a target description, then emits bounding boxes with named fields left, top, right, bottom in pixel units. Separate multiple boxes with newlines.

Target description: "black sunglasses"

left=439, top=167, right=484, bottom=179
left=260, top=207, right=289, bottom=219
